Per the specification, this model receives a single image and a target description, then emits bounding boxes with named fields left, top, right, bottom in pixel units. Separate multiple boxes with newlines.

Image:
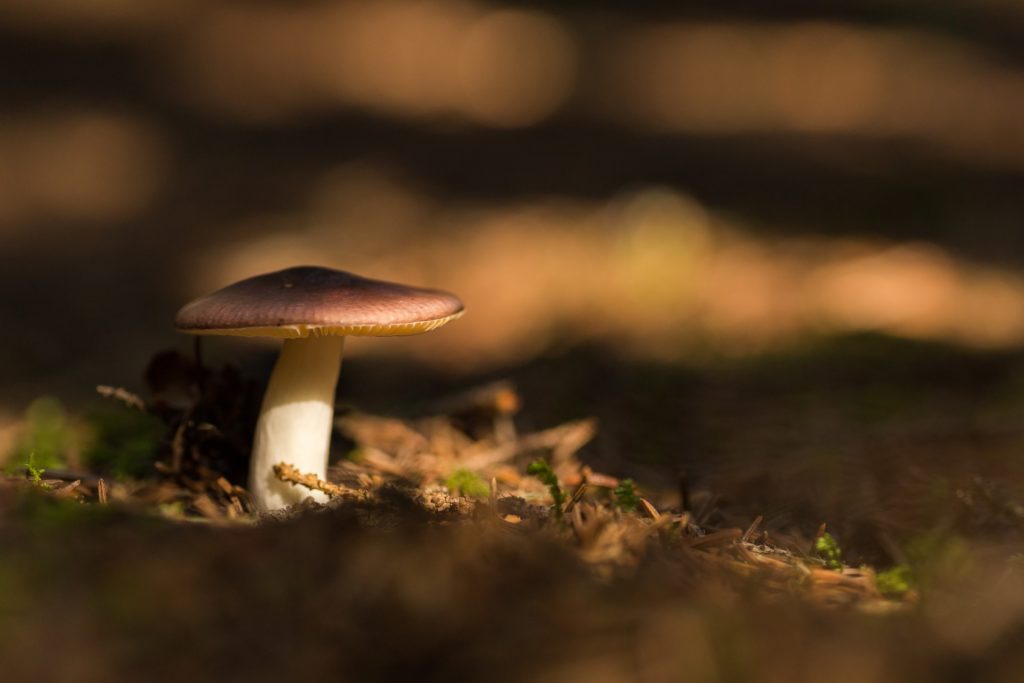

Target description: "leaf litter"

left=1, top=350, right=902, bottom=613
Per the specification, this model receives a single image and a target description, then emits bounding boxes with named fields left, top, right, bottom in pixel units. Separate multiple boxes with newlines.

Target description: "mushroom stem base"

left=249, top=336, right=344, bottom=510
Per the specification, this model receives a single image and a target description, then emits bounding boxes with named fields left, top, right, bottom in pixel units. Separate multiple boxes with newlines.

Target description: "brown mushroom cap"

left=175, top=266, right=464, bottom=338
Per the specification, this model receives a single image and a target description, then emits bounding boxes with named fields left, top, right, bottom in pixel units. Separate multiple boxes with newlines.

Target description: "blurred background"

left=5, top=0, right=1024, bottom=549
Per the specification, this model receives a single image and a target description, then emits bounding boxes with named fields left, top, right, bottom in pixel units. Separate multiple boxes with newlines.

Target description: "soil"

left=4, top=338, right=1024, bottom=682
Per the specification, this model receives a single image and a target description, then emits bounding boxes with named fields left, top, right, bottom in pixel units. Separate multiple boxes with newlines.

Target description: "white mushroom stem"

left=250, top=336, right=344, bottom=510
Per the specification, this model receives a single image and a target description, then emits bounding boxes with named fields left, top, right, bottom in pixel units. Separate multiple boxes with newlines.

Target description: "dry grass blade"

left=548, top=419, right=598, bottom=466
left=639, top=498, right=661, bottom=520
left=214, top=477, right=238, bottom=497
left=578, top=467, right=619, bottom=488
left=169, top=417, right=188, bottom=473
left=742, top=515, right=763, bottom=543
left=809, top=567, right=875, bottom=588
left=192, top=494, right=223, bottom=520
left=352, top=447, right=407, bottom=476
left=564, top=482, right=588, bottom=513
left=461, top=419, right=598, bottom=470
left=49, top=480, right=81, bottom=499
left=429, top=381, right=521, bottom=417
left=570, top=504, right=604, bottom=545
left=97, top=478, right=108, bottom=505
left=686, top=528, right=743, bottom=549
left=336, top=413, right=430, bottom=456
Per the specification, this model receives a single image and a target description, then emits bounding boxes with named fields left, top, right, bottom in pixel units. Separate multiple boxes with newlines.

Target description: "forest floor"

left=3, top=337, right=1024, bottom=682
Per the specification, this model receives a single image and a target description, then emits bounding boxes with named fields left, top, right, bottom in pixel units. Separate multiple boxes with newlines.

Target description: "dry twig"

left=687, top=528, right=743, bottom=549
left=273, top=462, right=359, bottom=499
left=460, top=419, right=597, bottom=470
left=96, top=385, right=147, bottom=411
left=742, top=515, right=764, bottom=543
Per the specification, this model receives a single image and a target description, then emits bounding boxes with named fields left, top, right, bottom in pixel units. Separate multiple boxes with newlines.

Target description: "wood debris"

left=273, top=462, right=362, bottom=499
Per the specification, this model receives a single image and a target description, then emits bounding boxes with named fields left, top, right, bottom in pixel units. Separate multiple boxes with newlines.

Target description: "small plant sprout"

left=814, top=530, right=844, bottom=572
left=11, top=397, right=70, bottom=472
left=25, top=453, right=46, bottom=486
left=445, top=469, right=489, bottom=499
left=875, top=564, right=914, bottom=598
left=526, top=459, right=565, bottom=510
left=613, top=478, right=641, bottom=512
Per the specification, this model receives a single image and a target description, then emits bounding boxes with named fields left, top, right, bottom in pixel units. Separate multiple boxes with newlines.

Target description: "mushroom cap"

left=175, top=266, right=464, bottom=338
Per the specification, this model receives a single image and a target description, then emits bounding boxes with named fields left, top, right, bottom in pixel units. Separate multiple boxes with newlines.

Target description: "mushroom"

left=175, top=266, right=464, bottom=510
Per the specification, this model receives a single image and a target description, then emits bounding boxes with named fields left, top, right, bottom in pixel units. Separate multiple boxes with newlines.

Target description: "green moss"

left=445, top=469, right=490, bottom=499
left=8, top=397, right=71, bottom=471
left=13, top=489, right=118, bottom=532
left=613, top=478, right=641, bottom=512
left=25, top=454, right=46, bottom=486
left=814, top=532, right=843, bottom=572
left=82, top=407, right=163, bottom=480
left=157, top=501, right=187, bottom=519
left=904, top=531, right=973, bottom=585
left=526, top=459, right=565, bottom=511
left=875, top=564, right=914, bottom=597
left=6, top=398, right=163, bottom=480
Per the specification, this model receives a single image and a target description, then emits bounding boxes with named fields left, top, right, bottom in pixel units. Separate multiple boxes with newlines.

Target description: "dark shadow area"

left=5, top=1, right=1024, bottom=403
